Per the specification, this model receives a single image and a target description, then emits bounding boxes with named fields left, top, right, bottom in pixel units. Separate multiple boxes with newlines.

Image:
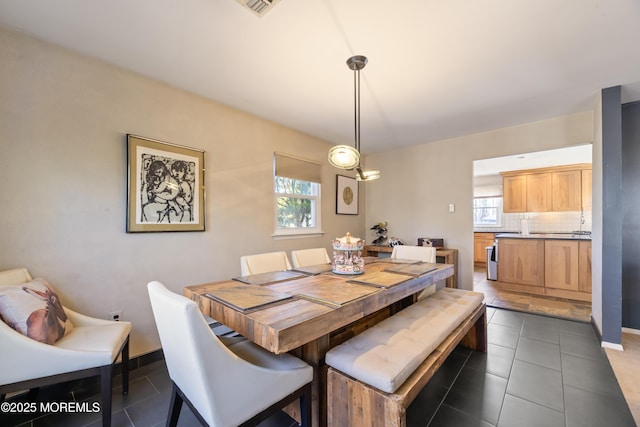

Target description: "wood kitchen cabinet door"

left=498, top=239, right=545, bottom=287
left=474, top=233, right=495, bottom=263
left=552, top=170, right=582, bottom=211
left=582, top=169, right=592, bottom=209
left=579, top=240, right=592, bottom=293
left=545, top=240, right=579, bottom=291
left=526, top=172, right=552, bottom=212
left=503, top=175, right=527, bottom=213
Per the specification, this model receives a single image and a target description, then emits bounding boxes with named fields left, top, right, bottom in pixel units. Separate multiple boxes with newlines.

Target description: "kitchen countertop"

left=495, top=233, right=591, bottom=240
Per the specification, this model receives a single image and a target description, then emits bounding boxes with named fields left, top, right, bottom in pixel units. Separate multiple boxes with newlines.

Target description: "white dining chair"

left=147, top=281, right=312, bottom=427
left=0, top=268, right=131, bottom=427
left=390, top=245, right=437, bottom=263
left=291, top=248, right=331, bottom=268
left=239, top=251, right=292, bottom=276
left=390, top=246, right=439, bottom=299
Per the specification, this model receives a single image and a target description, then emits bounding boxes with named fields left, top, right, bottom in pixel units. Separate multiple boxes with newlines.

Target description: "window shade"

left=274, top=153, right=321, bottom=183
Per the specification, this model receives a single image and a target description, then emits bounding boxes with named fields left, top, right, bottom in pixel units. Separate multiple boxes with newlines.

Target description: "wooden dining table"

left=184, top=258, right=454, bottom=427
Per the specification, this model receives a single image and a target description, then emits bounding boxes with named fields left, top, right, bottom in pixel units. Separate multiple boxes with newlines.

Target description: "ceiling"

left=2, top=0, right=640, bottom=155
left=473, top=144, right=592, bottom=177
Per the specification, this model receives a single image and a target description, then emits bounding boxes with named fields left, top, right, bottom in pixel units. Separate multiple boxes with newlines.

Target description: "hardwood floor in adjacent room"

left=473, top=265, right=591, bottom=322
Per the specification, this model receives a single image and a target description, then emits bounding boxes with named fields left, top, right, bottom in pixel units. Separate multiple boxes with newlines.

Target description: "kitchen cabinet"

left=501, top=164, right=591, bottom=213
left=552, top=169, right=582, bottom=211
left=474, top=233, right=495, bottom=264
left=526, top=172, right=552, bottom=212
left=497, top=238, right=545, bottom=287
left=496, top=236, right=591, bottom=302
left=545, top=240, right=579, bottom=291
left=503, top=175, right=527, bottom=213
left=579, top=240, right=592, bottom=292
left=581, top=169, right=592, bottom=209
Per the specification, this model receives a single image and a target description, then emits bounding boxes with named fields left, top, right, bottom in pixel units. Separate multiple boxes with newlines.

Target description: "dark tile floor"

left=406, top=308, right=636, bottom=427
left=2, top=308, right=636, bottom=427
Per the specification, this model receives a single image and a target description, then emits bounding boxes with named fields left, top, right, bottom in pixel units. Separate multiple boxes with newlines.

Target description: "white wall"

left=0, top=27, right=366, bottom=356
left=592, top=94, right=603, bottom=333
left=364, top=112, right=594, bottom=290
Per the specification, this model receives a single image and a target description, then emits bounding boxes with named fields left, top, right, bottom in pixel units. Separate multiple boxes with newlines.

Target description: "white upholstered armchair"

left=390, top=246, right=438, bottom=299
left=291, top=248, right=331, bottom=268
left=0, top=268, right=131, bottom=427
left=239, top=251, right=292, bottom=276
left=390, top=245, right=437, bottom=263
left=147, top=281, right=312, bottom=427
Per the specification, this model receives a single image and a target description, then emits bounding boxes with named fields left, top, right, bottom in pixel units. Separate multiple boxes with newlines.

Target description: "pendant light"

left=328, top=55, right=380, bottom=181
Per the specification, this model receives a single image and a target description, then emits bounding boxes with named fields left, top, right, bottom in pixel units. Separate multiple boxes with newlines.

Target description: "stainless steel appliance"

left=486, top=244, right=498, bottom=281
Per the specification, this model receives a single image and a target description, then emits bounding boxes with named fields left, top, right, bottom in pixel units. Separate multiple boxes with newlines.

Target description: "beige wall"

left=364, top=112, right=594, bottom=290
left=0, top=27, right=366, bottom=356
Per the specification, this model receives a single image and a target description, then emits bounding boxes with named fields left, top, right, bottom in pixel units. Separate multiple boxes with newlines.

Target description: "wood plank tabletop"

left=269, top=274, right=380, bottom=307
left=384, top=262, right=441, bottom=277
left=204, top=284, right=293, bottom=312
left=232, top=270, right=307, bottom=285
left=348, top=270, right=414, bottom=288
left=291, top=263, right=333, bottom=275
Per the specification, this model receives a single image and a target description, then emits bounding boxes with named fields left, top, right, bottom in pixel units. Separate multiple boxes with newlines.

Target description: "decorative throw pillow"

left=0, top=278, right=74, bottom=344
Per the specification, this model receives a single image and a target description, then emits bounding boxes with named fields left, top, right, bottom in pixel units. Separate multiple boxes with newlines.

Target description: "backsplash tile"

left=476, top=211, right=592, bottom=234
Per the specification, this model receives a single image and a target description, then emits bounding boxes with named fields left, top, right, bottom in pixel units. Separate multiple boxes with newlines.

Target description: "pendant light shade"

left=328, top=55, right=380, bottom=181
left=328, top=144, right=360, bottom=169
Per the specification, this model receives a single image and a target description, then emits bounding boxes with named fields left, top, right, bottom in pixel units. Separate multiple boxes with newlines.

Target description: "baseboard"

left=123, top=349, right=164, bottom=372
left=591, top=317, right=626, bottom=350
left=601, top=341, right=624, bottom=351
left=590, top=315, right=602, bottom=340
left=622, top=327, right=640, bottom=336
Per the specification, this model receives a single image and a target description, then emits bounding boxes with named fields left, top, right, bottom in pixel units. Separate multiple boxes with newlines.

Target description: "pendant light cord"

left=354, top=67, right=361, bottom=154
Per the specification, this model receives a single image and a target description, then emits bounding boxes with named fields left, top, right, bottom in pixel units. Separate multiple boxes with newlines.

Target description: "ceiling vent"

left=234, top=0, right=281, bottom=17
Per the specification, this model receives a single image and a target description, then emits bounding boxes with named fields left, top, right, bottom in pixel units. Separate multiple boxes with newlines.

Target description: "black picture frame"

left=126, top=134, right=205, bottom=232
left=336, top=174, right=358, bottom=215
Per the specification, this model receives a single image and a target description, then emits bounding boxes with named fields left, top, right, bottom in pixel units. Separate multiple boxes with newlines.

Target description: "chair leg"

left=100, top=365, right=112, bottom=427
left=26, top=388, right=39, bottom=401
left=300, top=384, right=312, bottom=427
left=166, top=383, right=184, bottom=427
left=121, top=337, right=130, bottom=395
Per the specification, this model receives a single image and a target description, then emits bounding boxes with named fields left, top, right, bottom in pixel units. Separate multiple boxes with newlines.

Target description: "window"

left=473, top=197, right=502, bottom=227
left=274, top=153, right=322, bottom=237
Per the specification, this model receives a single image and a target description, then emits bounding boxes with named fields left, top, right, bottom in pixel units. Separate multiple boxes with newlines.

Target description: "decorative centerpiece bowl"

left=332, top=232, right=365, bottom=275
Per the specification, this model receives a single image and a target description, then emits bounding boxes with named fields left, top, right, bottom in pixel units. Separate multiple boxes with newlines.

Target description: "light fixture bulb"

left=328, top=145, right=360, bottom=169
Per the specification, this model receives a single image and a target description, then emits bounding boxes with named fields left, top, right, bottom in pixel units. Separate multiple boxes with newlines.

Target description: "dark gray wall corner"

left=601, top=85, right=623, bottom=344
left=622, top=100, right=640, bottom=330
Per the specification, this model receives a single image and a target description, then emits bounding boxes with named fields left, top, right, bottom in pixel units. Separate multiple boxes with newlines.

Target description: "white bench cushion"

left=325, top=288, right=484, bottom=393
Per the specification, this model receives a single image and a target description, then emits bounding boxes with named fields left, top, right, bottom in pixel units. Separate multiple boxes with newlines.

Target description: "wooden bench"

left=325, top=288, right=487, bottom=427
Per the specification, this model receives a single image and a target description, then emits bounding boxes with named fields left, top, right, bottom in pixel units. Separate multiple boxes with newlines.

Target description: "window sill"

left=272, top=230, right=325, bottom=240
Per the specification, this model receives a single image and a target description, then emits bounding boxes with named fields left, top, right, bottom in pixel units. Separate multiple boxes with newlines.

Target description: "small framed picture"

left=126, top=134, right=205, bottom=232
left=336, top=174, right=358, bottom=215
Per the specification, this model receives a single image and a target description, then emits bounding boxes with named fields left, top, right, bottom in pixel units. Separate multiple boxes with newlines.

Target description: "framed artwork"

left=126, top=134, right=205, bottom=232
left=336, top=174, right=358, bottom=215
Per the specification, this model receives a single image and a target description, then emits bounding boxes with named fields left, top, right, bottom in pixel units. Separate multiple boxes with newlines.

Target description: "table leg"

left=301, top=335, right=330, bottom=427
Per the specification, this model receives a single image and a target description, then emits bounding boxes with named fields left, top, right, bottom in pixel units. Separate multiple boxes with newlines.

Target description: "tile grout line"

left=425, top=350, right=473, bottom=427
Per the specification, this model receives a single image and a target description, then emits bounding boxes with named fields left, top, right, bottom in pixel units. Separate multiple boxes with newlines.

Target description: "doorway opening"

left=472, top=145, right=592, bottom=322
